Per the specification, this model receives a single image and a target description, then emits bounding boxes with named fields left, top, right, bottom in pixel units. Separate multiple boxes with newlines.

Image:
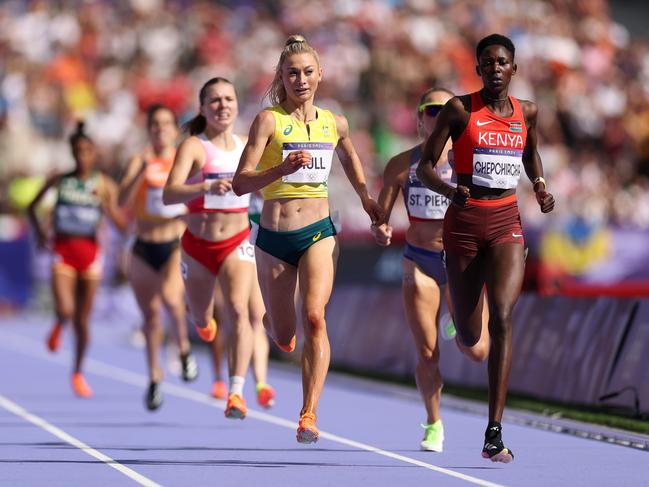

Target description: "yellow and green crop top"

left=258, top=105, right=339, bottom=200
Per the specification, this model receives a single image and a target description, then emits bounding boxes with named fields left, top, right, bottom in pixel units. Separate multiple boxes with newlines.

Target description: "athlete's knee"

left=474, top=345, right=489, bottom=362
left=418, top=345, right=440, bottom=368
left=304, top=308, right=326, bottom=332
left=488, top=309, right=513, bottom=340
left=249, top=310, right=264, bottom=328
left=460, top=337, right=489, bottom=362
left=162, top=296, right=185, bottom=318
left=142, top=314, right=163, bottom=334
left=226, top=299, right=249, bottom=325
left=56, top=306, right=73, bottom=322
left=142, top=301, right=162, bottom=322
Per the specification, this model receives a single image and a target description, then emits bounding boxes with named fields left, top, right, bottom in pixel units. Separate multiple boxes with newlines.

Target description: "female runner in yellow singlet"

left=233, top=35, right=384, bottom=443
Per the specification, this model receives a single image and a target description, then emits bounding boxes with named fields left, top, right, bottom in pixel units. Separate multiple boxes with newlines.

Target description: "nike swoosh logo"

left=512, top=233, right=523, bottom=238
left=312, top=232, right=322, bottom=242
left=476, top=120, right=495, bottom=126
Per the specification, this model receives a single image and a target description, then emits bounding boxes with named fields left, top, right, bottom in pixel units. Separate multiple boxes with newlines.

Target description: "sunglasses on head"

left=418, top=102, right=445, bottom=117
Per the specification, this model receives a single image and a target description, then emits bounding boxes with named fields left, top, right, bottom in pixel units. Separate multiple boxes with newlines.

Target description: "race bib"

left=204, top=172, right=250, bottom=210
left=472, top=147, right=522, bottom=189
left=249, top=221, right=259, bottom=246
left=249, top=192, right=264, bottom=215
left=237, top=240, right=255, bottom=262
left=406, top=160, right=454, bottom=220
left=54, top=204, right=101, bottom=236
left=407, top=186, right=450, bottom=220
left=146, top=187, right=186, bottom=218
left=281, top=142, right=334, bottom=184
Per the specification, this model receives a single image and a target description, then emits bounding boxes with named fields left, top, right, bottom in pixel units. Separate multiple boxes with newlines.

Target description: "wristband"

left=532, top=176, right=546, bottom=191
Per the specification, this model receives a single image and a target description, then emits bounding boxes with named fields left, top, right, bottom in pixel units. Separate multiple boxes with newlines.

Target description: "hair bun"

left=75, top=120, right=86, bottom=135
left=285, top=34, right=306, bottom=47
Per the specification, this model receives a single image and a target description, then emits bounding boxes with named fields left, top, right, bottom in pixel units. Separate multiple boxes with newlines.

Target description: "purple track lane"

left=0, top=312, right=646, bottom=487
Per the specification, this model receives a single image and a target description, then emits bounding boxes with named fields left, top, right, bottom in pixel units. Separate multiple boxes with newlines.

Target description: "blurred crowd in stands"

left=2, top=0, right=649, bottom=235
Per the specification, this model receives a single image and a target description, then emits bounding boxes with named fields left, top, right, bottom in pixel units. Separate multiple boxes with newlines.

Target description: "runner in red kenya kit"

left=416, top=34, right=555, bottom=462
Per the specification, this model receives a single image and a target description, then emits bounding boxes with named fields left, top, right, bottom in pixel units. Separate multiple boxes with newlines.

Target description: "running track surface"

left=0, top=312, right=647, bottom=487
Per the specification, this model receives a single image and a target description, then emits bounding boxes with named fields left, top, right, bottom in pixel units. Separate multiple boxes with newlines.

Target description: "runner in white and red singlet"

left=163, top=77, right=255, bottom=420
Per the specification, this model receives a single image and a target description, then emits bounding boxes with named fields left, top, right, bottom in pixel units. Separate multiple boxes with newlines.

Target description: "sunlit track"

left=0, top=330, right=504, bottom=487
left=1, top=317, right=647, bottom=487
left=0, top=394, right=162, bottom=487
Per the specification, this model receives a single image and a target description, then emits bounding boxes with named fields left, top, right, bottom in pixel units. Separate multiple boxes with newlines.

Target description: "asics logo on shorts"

left=312, top=232, right=322, bottom=242
left=476, top=120, right=495, bottom=126
left=512, top=233, right=523, bottom=238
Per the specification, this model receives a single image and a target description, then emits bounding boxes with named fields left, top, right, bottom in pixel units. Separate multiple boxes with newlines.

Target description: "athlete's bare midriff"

left=134, top=218, right=185, bottom=243
left=406, top=220, right=444, bottom=252
left=260, top=197, right=330, bottom=232
left=184, top=211, right=249, bottom=242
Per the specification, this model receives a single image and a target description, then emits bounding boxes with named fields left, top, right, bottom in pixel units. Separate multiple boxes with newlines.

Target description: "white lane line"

left=0, top=331, right=505, bottom=487
left=0, top=394, right=163, bottom=487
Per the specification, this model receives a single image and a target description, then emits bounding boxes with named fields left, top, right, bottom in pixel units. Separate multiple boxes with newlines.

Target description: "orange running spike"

left=46, top=322, right=64, bottom=353
left=211, top=380, right=227, bottom=400
left=195, top=318, right=217, bottom=343
left=274, top=335, right=296, bottom=353
left=256, top=384, right=276, bottom=408
left=296, top=412, right=319, bottom=444
left=71, top=373, right=93, bottom=398
left=224, top=394, right=247, bottom=419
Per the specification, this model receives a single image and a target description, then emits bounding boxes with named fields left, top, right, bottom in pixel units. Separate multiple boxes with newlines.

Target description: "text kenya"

left=478, top=131, right=524, bottom=149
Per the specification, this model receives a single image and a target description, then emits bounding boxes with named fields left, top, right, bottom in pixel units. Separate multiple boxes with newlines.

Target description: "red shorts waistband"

left=467, top=193, right=517, bottom=207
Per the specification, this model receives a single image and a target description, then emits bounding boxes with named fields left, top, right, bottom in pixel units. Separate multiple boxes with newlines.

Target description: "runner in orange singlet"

left=118, top=104, right=198, bottom=411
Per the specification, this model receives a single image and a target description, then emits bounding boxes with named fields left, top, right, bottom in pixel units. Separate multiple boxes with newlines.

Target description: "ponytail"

left=183, top=113, right=207, bottom=135
left=69, top=120, right=92, bottom=146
